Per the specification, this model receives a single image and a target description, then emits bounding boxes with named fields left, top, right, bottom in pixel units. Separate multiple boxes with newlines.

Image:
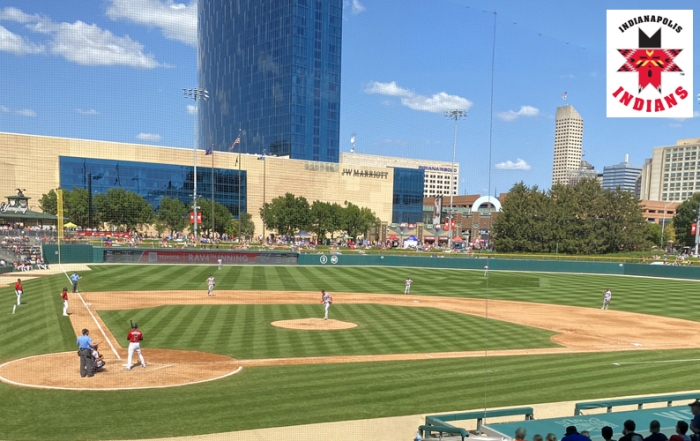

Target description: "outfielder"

left=321, top=290, right=332, bottom=320
left=404, top=278, right=413, bottom=294
left=207, top=275, right=215, bottom=296
left=61, top=287, right=69, bottom=316
left=602, top=288, right=612, bottom=310
left=125, top=322, right=146, bottom=370
left=14, top=278, right=22, bottom=306
left=217, top=258, right=223, bottom=270
left=484, top=265, right=489, bottom=276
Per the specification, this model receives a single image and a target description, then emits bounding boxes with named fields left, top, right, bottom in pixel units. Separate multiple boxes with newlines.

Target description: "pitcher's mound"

left=272, top=318, right=357, bottom=330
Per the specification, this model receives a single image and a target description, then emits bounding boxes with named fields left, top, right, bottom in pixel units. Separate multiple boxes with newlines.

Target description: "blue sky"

left=1, top=0, right=699, bottom=196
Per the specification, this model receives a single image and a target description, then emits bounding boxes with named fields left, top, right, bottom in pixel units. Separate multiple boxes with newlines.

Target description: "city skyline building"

left=602, top=154, right=642, bottom=197
left=640, top=137, right=700, bottom=202
left=198, top=0, right=342, bottom=162
left=552, top=104, right=584, bottom=187
left=339, top=152, right=458, bottom=198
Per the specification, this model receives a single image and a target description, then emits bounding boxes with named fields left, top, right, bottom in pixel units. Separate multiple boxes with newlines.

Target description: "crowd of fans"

left=510, top=399, right=700, bottom=441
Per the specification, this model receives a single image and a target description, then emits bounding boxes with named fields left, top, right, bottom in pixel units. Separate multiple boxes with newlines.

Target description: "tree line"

left=260, top=193, right=380, bottom=239
left=493, top=180, right=659, bottom=254
left=38, top=188, right=255, bottom=239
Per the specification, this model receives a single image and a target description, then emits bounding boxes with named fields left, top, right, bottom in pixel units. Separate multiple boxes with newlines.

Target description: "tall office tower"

left=602, top=155, right=642, bottom=196
left=199, top=0, right=342, bottom=162
left=552, top=105, right=584, bottom=187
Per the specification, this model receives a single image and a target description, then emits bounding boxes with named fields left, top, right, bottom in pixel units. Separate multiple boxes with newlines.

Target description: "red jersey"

left=127, top=329, right=143, bottom=343
left=61, top=290, right=68, bottom=301
left=15, top=282, right=22, bottom=291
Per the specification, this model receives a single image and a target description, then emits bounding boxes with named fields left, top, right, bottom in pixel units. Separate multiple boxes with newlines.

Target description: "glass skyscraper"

left=199, top=0, right=342, bottom=162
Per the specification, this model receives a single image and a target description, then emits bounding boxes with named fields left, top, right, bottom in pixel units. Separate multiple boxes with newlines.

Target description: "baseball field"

left=1, top=264, right=700, bottom=440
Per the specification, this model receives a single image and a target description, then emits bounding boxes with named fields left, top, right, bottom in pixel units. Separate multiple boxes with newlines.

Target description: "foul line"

left=77, top=292, right=121, bottom=360
left=613, top=358, right=700, bottom=366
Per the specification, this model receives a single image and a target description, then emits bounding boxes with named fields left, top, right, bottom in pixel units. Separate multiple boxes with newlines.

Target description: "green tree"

left=672, top=194, right=700, bottom=246
left=157, top=196, right=188, bottom=236
left=63, top=188, right=91, bottom=228
left=226, top=212, right=255, bottom=240
left=341, top=202, right=379, bottom=239
left=38, top=189, right=58, bottom=215
left=196, top=199, right=234, bottom=236
left=310, top=201, right=334, bottom=239
left=260, top=193, right=312, bottom=238
left=646, top=222, right=670, bottom=248
left=93, top=188, right=154, bottom=232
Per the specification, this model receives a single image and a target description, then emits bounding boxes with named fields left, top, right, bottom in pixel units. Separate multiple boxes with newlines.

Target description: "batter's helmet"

left=131, top=322, right=138, bottom=329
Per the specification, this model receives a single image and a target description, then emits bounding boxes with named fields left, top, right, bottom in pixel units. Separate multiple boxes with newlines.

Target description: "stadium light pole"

left=183, top=88, right=209, bottom=246
left=444, top=110, right=467, bottom=249
left=258, top=150, right=267, bottom=244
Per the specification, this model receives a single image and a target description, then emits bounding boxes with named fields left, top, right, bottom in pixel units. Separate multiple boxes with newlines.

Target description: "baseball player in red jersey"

left=61, top=287, right=69, bottom=316
left=125, top=323, right=146, bottom=370
left=14, top=278, right=22, bottom=306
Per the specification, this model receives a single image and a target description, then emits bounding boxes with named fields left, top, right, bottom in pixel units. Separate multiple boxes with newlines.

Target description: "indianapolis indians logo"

left=606, top=11, right=693, bottom=118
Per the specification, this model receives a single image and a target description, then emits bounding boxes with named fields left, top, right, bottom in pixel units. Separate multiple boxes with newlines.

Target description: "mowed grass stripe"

left=100, top=304, right=557, bottom=359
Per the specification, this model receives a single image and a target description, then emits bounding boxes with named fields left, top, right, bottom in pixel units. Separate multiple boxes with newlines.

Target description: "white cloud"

left=351, top=0, right=366, bottom=15
left=76, top=109, right=99, bottom=115
left=496, top=105, right=540, bottom=122
left=186, top=104, right=197, bottom=115
left=136, top=133, right=162, bottom=142
left=495, top=159, right=531, bottom=170
left=0, top=25, right=45, bottom=55
left=0, top=7, right=165, bottom=68
left=106, top=0, right=197, bottom=46
left=366, top=81, right=472, bottom=114
left=365, top=81, right=412, bottom=97
left=0, top=105, right=36, bottom=116
left=14, top=108, right=36, bottom=117
left=402, top=92, right=472, bottom=113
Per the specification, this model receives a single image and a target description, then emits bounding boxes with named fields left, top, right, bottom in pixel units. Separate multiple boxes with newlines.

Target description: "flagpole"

left=211, top=147, right=215, bottom=241
left=237, top=128, right=242, bottom=243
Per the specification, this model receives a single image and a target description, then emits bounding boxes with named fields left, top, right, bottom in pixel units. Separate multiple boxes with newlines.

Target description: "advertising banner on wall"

left=432, top=195, right=443, bottom=227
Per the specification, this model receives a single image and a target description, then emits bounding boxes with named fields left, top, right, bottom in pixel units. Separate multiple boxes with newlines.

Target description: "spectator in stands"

left=546, top=433, right=558, bottom=441
left=533, top=435, right=543, bottom=441
left=515, top=428, right=528, bottom=441
left=676, top=421, right=691, bottom=441
left=646, top=420, right=668, bottom=441
left=563, top=426, right=589, bottom=441
left=581, top=431, right=591, bottom=439
left=602, top=427, right=614, bottom=441
left=619, top=420, right=644, bottom=441
left=689, top=400, right=700, bottom=436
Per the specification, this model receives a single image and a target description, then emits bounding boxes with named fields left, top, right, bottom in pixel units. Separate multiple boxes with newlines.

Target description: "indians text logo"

left=606, top=10, right=693, bottom=118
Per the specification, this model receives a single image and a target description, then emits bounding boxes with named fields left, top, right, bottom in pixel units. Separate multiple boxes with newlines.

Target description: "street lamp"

left=444, top=109, right=467, bottom=248
left=183, top=87, right=209, bottom=245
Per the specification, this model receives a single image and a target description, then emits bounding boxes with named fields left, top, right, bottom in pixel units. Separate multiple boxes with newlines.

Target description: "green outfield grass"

left=100, top=304, right=558, bottom=358
left=1, top=265, right=700, bottom=440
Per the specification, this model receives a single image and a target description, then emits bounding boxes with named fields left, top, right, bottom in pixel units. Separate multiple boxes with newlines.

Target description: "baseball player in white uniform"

left=217, top=258, right=222, bottom=270
left=404, top=278, right=413, bottom=294
left=321, top=290, right=332, bottom=320
left=484, top=265, right=489, bottom=276
left=602, top=288, right=612, bottom=310
left=207, top=275, right=215, bottom=296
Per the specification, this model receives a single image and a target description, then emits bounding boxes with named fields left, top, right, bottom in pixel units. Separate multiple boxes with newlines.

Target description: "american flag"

left=229, top=136, right=241, bottom=151
left=205, top=146, right=213, bottom=155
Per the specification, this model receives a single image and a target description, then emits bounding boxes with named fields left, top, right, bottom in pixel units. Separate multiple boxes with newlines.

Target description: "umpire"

left=76, top=329, right=97, bottom=378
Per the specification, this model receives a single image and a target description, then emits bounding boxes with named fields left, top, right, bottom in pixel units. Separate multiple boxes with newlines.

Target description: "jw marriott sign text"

left=341, top=169, right=389, bottom=179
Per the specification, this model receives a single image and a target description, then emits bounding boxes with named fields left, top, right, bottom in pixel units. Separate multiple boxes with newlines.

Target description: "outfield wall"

left=300, top=254, right=700, bottom=280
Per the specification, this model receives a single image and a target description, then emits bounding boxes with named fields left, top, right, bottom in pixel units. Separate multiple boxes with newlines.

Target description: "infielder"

left=207, top=275, right=215, bottom=296
left=125, top=322, right=146, bottom=370
left=602, top=288, right=612, bottom=310
left=61, top=287, right=69, bottom=316
left=321, top=290, right=332, bottom=320
left=217, top=258, right=223, bottom=270
left=404, top=278, right=413, bottom=294
left=14, top=278, right=22, bottom=306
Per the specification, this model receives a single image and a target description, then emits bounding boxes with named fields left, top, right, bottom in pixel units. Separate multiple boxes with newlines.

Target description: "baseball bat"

left=130, top=320, right=134, bottom=328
